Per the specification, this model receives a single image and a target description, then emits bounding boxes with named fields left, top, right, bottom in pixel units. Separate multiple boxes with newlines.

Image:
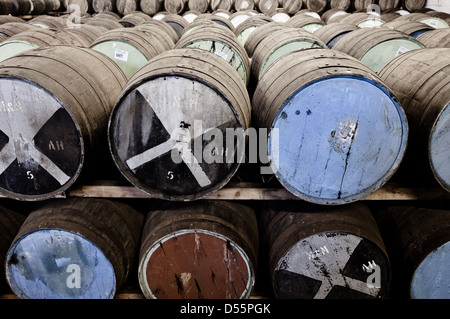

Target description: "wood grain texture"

left=378, top=48, right=450, bottom=192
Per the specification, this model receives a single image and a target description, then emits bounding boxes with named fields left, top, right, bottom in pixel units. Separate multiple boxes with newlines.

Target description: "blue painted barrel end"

left=268, top=75, right=408, bottom=205
left=6, top=229, right=116, bottom=299
left=411, top=241, right=450, bottom=299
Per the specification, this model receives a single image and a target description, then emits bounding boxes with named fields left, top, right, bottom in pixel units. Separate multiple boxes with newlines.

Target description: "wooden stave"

left=108, top=48, right=251, bottom=201
left=402, top=0, right=425, bottom=12
left=378, top=48, right=450, bottom=191
left=243, top=21, right=287, bottom=57
left=5, top=197, right=144, bottom=299
left=251, top=27, right=327, bottom=80
left=164, top=0, right=187, bottom=14
left=0, top=22, right=37, bottom=38
left=329, top=0, right=351, bottom=10
left=138, top=200, right=258, bottom=299
left=416, top=29, right=450, bottom=48
left=140, top=0, right=163, bottom=15
left=260, top=202, right=391, bottom=299
left=187, top=0, right=209, bottom=13
left=0, top=204, right=26, bottom=292
left=282, top=0, right=302, bottom=14
left=313, top=22, right=359, bottom=48
left=139, top=19, right=180, bottom=43
left=382, top=20, right=435, bottom=37
left=0, top=46, right=127, bottom=201
left=175, top=24, right=251, bottom=86
left=375, top=204, right=450, bottom=298
left=305, top=0, right=327, bottom=13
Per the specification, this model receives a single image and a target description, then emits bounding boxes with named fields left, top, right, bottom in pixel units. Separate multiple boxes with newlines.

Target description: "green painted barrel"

left=90, top=27, right=174, bottom=78
left=332, top=28, right=425, bottom=73
left=175, top=24, right=250, bottom=85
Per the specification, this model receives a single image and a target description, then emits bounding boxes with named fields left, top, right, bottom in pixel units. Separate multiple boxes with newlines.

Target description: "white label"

left=428, top=19, right=438, bottom=27
left=396, top=46, right=409, bottom=56
left=214, top=49, right=228, bottom=60
left=114, top=48, right=128, bottom=62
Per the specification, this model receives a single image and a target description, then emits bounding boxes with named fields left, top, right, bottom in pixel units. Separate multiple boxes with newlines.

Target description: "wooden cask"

left=5, top=198, right=144, bottom=299
left=108, top=48, right=251, bottom=201
left=116, top=0, right=139, bottom=15
left=161, top=13, right=189, bottom=38
left=234, top=15, right=271, bottom=46
left=329, top=0, right=350, bottom=10
left=244, top=22, right=287, bottom=57
left=338, top=12, right=385, bottom=28
left=210, top=0, right=234, bottom=11
left=377, top=0, right=399, bottom=11
left=0, top=46, right=127, bottom=201
left=140, top=19, right=179, bottom=43
left=252, top=49, right=408, bottom=205
left=285, top=14, right=325, bottom=33
left=165, top=0, right=187, bottom=14
left=394, top=12, right=449, bottom=29
left=0, top=0, right=15, bottom=14
left=84, top=16, right=125, bottom=30
left=378, top=48, right=450, bottom=192
left=375, top=205, right=450, bottom=298
left=255, top=0, right=278, bottom=15
left=332, top=28, right=425, bottom=73
left=402, top=0, right=425, bottom=12
left=10, top=0, right=32, bottom=15
left=140, top=0, right=163, bottom=15
left=235, top=0, right=254, bottom=11
left=282, top=0, right=302, bottom=14
left=305, top=0, right=327, bottom=13
left=187, top=0, right=209, bottom=12
left=0, top=22, right=37, bottom=38
left=67, top=0, right=94, bottom=13
left=27, top=15, right=66, bottom=29
left=382, top=20, right=434, bottom=38
left=175, top=24, right=250, bottom=85
left=90, top=27, right=174, bottom=78
left=0, top=204, right=26, bottom=292
left=92, top=0, right=116, bottom=13
left=229, top=10, right=253, bottom=28
left=260, top=202, right=390, bottom=298
left=416, top=29, right=450, bottom=48
left=321, top=8, right=349, bottom=23
left=251, top=28, right=327, bottom=80
left=138, top=200, right=258, bottom=299
left=353, top=0, right=375, bottom=11
left=314, top=22, right=358, bottom=48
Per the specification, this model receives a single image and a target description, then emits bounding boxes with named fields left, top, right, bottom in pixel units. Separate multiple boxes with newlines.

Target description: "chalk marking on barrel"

left=124, top=89, right=233, bottom=187
left=0, top=101, right=70, bottom=185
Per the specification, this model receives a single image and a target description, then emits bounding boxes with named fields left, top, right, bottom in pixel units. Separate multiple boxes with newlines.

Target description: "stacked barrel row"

left=0, top=6, right=449, bottom=300
left=2, top=198, right=450, bottom=299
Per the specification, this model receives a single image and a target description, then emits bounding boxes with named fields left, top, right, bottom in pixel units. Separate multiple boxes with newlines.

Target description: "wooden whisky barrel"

left=353, top=0, right=375, bottom=11
left=0, top=204, right=26, bottom=292
left=416, top=29, right=450, bottom=48
left=282, top=0, right=302, bottom=14
left=313, top=22, right=358, bottom=48
left=382, top=20, right=434, bottom=38
left=234, top=15, right=271, bottom=46
left=0, top=0, right=15, bottom=14
left=10, top=0, right=32, bottom=15
left=304, top=0, right=327, bottom=13
left=0, top=46, right=127, bottom=201
left=210, top=0, right=234, bottom=11
left=175, top=24, right=250, bottom=85
left=235, top=0, right=254, bottom=11
left=394, top=12, right=449, bottom=29
left=161, top=13, right=189, bottom=38
left=329, top=0, right=350, bottom=10
left=402, top=0, right=425, bottom=12
left=85, top=16, right=125, bottom=30
left=338, top=12, right=385, bottom=28
left=116, top=0, right=139, bottom=15
left=90, top=27, right=174, bottom=78
left=378, top=0, right=399, bottom=11
left=108, top=48, right=251, bottom=201
left=27, top=15, right=66, bottom=29
left=378, top=48, right=450, bottom=192
left=165, top=0, right=187, bottom=13
left=5, top=198, right=144, bottom=299
left=252, top=49, right=408, bottom=205
left=255, top=0, right=278, bottom=15
left=92, top=0, right=116, bottom=13
left=140, top=19, right=179, bottom=43
left=187, top=0, right=209, bottom=12
left=375, top=205, right=450, bottom=299
left=140, top=0, right=163, bottom=15
left=138, top=200, right=258, bottom=299
left=285, top=14, right=325, bottom=33
left=261, top=202, right=391, bottom=298
left=243, top=22, right=286, bottom=57
left=0, top=22, right=37, bottom=38
left=332, top=28, right=425, bottom=73
left=251, top=28, right=327, bottom=80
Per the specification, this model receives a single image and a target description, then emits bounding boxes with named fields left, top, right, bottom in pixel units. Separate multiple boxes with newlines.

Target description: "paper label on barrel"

left=274, top=232, right=388, bottom=299
left=429, top=19, right=438, bottom=28
left=114, top=48, right=129, bottom=62
left=396, top=46, right=409, bottom=57
left=214, top=49, right=229, bottom=60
